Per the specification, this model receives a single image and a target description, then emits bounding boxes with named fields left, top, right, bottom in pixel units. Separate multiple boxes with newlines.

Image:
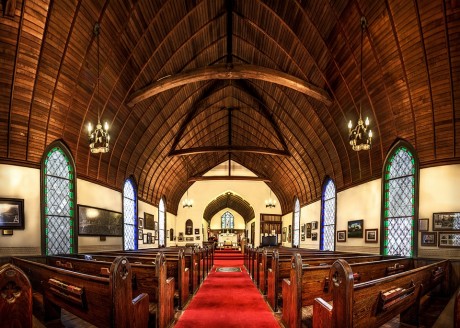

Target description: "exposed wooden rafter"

left=126, top=63, right=332, bottom=107
left=189, top=176, right=271, bottom=182
left=169, top=145, right=290, bottom=157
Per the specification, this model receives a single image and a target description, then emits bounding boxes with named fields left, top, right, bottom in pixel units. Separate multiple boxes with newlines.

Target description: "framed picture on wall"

left=195, top=228, right=200, bottom=235
left=433, top=212, right=460, bottom=231
left=282, top=227, right=287, bottom=242
left=421, top=232, right=437, bottom=246
left=144, top=212, right=155, bottom=230
left=138, top=217, right=143, bottom=228
left=347, top=219, right=363, bottom=238
left=311, top=232, right=317, bottom=241
left=365, top=229, right=378, bottom=243
left=0, top=198, right=24, bottom=230
left=306, top=223, right=311, bottom=238
left=418, top=218, right=428, bottom=231
left=138, top=229, right=143, bottom=240
left=438, top=232, right=460, bottom=248
left=337, top=230, right=346, bottom=242
left=311, top=221, right=318, bottom=230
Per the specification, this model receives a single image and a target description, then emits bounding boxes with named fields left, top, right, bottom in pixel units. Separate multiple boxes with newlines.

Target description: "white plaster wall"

left=77, top=179, right=123, bottom=251
left=418, top=165, right=460, bottom=257
left=209, top=209, right=245, bottom=230
left=137, top=200, right=158, bottom=249
left=336, top=179, right=381, bottom=253
left=299, top=200, right=321, bottom=249
left=0, top=165, right=41, bottom=253
left=174, top=180, right=280, bottom=247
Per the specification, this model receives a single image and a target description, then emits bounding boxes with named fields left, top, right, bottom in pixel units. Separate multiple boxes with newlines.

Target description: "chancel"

left=0, top=1, right=459, bottom=327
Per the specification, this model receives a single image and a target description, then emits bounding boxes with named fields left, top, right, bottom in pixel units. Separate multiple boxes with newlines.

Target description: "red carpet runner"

left=174, top=253, right=280, bottom=328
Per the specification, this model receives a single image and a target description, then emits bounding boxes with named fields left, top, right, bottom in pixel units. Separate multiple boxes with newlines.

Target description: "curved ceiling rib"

left=203, top=192, right=255, bottom=223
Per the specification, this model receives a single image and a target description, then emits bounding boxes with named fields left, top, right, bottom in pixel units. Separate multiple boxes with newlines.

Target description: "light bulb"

left=88, top=122, right=92, bottom=133
left=365, top=117, right=369, bottom=126
left=348, top=120, right=352, bottom=129
left=104, top=122, right=109, bottom=130
left=369, top=130, right=373, bottom=138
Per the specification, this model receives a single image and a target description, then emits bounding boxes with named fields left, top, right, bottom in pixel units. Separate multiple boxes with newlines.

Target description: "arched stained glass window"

left=159, top=198, right=166, bottom=247
left=293, top=198, right=300, bottom=247
left=321, top=179, right=336, bottom=251
left=221, top=211, right=234, bottom=229
left=123, top=178, right=137, bottom=250
left=383, top=144, right=417, bottom=257
left=42, top=142, right=76, bottom=255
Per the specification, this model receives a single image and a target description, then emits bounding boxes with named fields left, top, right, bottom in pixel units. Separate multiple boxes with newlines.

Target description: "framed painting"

left=306, top=223, right=311, bottom=238
left=311, top=221, right=318, bottom=230
left=138, top=217, right=143, bottom=228
left=433, top=212, right=460, bottom=231
left=347, top=219, right=363, bottom=238
left=78, top=205, right=122, bottom=236
left=311, top=232, right=318, bottom=241
left=138, top=229, right=143, bottom=240
left=195, top=228, right=200, bottom=235
left=421, top=232, right=437, bottom=246
left=0, top=198, right=24, bottom=229
left=365, top=229, right=378, bottom=243
left=282, top=227, right=287, bottom=242
left=144, top=212, right=155, bottom=230
left=337, top=230, right=346, bottom=242
left=438, top=232, right=460, bottom=248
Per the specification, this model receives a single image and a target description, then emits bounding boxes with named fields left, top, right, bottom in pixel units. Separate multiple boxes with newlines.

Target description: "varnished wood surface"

left=1, top=1, right=459, bottom=214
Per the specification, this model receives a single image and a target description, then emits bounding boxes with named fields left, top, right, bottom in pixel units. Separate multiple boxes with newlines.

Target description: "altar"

left=218, top=232, right=238, bottom=249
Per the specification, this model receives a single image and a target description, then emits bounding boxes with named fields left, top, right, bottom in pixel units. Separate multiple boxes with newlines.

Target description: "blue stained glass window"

left=383, top=146, right=416, bottom=257
left=321, top=179, right=336, bottom=251
left=42, top=144, right=75, bottom=255
left=293, top=198, right=300, bottom=247
left=123, top=178, right=137, bottom=250
left=221, top=211, right=234, bottom=229
left=159, top=198, right=166, bottom=246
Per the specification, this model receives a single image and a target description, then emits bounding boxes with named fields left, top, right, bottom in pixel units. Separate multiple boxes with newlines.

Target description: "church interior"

left=1, top=0, right=459, bottom=327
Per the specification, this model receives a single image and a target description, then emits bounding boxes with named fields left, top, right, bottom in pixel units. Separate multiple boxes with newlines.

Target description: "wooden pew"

left=72, top=248, right=190, bottom=310
left=0, top=263, right=33, bottom=328
left=455, top=287, right=460, bottom=328
left=312, top=258, right=450, bottom=328
left=266, top=250, right=385, bottom=312
left=10, top=256, right=164, bottom=328
left=281, top=254, right=416, bottom=327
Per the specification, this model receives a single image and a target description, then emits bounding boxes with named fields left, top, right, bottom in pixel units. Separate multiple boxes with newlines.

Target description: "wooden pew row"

left=283, top=254, right=449, bottom=328
left=70, top=249, right=190, bottom=309
left=94, top=248, right=201, bottom=295
left=267, top=251, right=391, bottom=312
left=261, top=249, right=382, bottom=295
left=11, top=256, right=152, bottom=328
left=0, top=263, right=33, bottom=328
left=282, top=255, right=417, bottom=327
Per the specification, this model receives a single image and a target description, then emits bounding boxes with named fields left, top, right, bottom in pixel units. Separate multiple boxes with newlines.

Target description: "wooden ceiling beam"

left=188, top=176, right=272, bottom=182
left=126, top=63, right=332, bottom=107
left=168, top=145, right=290, bottom=157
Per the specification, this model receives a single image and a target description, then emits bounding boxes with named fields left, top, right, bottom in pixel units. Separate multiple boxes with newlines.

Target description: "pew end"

left=313, top=297, right=332, bottom=328
left=0, top=263, right=33, bottom=328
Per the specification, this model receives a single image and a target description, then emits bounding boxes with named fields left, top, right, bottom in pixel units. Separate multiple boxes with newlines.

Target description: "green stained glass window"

left=159, top=198, right=166, bottom=246
left=221, top=211, right=234, bottom=229
left=321, top=179, right=336, bottom=251
left=123, top=178, right=137, bottom=250
left=43, top=145, right=75, bottom=255
left=293, top=198, right=300, bottom=247
left=383, top=146, right=416, bottom=257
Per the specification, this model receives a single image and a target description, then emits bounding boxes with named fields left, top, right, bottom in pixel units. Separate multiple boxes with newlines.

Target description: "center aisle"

left=174, top=255, right=280, bottom=328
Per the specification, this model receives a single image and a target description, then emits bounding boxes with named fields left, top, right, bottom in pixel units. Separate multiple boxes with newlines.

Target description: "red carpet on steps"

left=174, top=257, right=280, bottom=328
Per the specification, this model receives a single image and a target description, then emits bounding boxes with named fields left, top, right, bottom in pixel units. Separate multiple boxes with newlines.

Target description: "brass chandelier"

left=348, top=17, right=373, bottom=151
left=88, top=23, right=110, bottom=154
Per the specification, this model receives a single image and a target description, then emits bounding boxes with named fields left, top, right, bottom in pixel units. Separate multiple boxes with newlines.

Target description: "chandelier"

left=182, top=189, right=193, bottom=208
left=348, top=17, right=373, bottom=151
left=265, top=190, right=276, bottom=208
left=88, top=23, right=110, bottom=154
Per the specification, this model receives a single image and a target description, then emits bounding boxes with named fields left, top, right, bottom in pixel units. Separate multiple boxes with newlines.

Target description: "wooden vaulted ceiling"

left=1, top=0, right=459, bottom=215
